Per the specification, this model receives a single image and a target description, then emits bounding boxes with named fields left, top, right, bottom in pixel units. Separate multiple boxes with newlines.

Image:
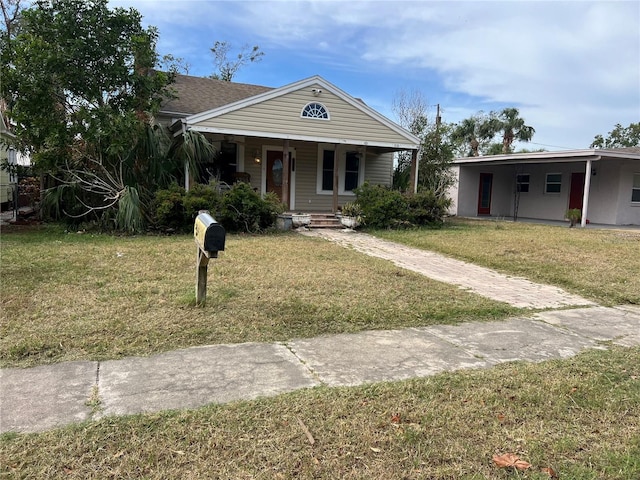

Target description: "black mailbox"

left=194, top=211, right=226, bottom=256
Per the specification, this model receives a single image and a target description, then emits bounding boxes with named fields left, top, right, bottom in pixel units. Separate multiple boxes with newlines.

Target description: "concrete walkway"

left=300, top=229, right=595, bottom=309
left=2, top=231, right=638, bottom=434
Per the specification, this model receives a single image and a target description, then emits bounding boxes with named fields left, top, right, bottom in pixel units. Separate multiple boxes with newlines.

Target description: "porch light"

left=254, top=149, right=261, bottom=164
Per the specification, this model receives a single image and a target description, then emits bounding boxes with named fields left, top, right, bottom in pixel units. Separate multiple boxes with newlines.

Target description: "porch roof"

left=453, top=147, right=640, bottom=166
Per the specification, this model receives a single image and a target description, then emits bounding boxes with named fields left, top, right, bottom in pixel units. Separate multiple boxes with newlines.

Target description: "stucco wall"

left=453, top=159, right=640, bottom=225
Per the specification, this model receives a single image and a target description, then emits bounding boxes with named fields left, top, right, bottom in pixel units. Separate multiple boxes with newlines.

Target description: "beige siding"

left=192, top=84, right=411, bottom=146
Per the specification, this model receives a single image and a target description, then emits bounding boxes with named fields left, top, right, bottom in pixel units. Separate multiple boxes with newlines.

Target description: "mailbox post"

left=194, top=211, right=226, bottom=306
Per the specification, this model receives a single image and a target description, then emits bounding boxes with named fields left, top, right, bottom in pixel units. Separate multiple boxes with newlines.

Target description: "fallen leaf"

left=541, top=466, right=558, bottom=478
left=496, top=413, right=506, bottom=421
left=391, top=414, right=401, bottom=424
left=570, top=386, right=578, bottom=393
left=492, top=453, right=532, bottom=471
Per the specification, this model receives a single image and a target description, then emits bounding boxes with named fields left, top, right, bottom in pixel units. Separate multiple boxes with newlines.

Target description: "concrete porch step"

left=309, top=213, right=342, bottom=229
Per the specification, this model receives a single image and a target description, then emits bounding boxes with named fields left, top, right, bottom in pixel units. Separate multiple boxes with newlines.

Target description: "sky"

left=111, top=0, right=640, bottom=151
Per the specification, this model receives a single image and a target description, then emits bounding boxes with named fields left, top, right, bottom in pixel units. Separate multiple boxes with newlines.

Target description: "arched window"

left=301, top=102, right=329, bottom=120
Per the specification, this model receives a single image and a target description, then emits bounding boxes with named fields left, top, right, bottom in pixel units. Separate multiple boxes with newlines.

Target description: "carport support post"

left=196, top=248, right=209, bottom=306
left=408, top=149, right=419, bottom=194
left=580, top=158, right=593, bottom=228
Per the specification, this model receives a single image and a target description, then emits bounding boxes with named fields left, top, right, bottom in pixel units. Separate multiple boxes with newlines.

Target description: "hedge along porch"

left=159, top=75, right=421, bottom=212
left=448, top=148, right=640, bottom=226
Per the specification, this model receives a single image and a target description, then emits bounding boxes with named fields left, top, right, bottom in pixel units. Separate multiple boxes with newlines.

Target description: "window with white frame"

left=321, top=149, right=334, bottom=191
left=516, top=173, right=530, bottom=193
left=301, top=102, right=329, bottom=119
left=545, top=173, right=562, bottom=194
left=632, top=173, right=640, bottom=203
left=317, top=146, right=363, bottom=194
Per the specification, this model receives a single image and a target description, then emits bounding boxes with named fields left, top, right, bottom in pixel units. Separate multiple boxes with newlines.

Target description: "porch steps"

left=309, top=213, right=342, bottom=229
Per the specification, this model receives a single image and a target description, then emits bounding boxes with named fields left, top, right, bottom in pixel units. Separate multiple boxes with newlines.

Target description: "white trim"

left=261, top=145, right=296, bottom=209
left=184, top=75, right=420, bottom=146
left=189, top=125, right=418, bottom=150
left=315, top=144, right=364, bottom=196
left=545, top=172, right=562, bottom=194
left=301, top=102, right=330, bottom=120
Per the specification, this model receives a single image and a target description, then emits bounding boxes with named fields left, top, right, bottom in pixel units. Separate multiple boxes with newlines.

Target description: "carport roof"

left=453, top=147, right=640, bottom=166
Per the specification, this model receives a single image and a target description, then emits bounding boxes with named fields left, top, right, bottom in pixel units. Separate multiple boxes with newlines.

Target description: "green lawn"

left=2, top=221, right=639, bottom=478
left=2, top=346, right=638, bottom=479
left=373, top=218, right=640, bottom=306
left=1, top=225, right=518, bottom=368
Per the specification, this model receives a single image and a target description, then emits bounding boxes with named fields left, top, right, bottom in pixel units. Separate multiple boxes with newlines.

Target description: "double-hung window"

left=632, top=173, right=640, bottom=203
left=317, top=145, right=363, bottom=194
left=545, top=173, right=562, bottom=194
left=516, top=174, right=530, bottom=193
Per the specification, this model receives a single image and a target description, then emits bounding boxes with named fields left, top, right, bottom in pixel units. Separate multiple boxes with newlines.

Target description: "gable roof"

left=175, top=75, right=420, bottom=149
left=160, top=74, right=273, bottom=116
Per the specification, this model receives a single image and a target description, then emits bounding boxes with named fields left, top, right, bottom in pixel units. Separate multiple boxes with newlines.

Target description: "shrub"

left=151, top=184, right=187, bottom=231
left=354, top=182, right=450, bottom=229
left=218, top=183, right=284, bottom=233
left=183, top=183, right=222, bottom=222
left=353, top=182, right=408, bottom=229
left=406, top=190, right=451, bottom=226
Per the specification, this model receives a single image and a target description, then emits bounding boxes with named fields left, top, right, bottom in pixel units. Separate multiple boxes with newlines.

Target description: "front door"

left=477, top=173, right=493, bottom=215
left=569, top=172, right=585, bottom=211
left=266, top=150, right=290, bottom=202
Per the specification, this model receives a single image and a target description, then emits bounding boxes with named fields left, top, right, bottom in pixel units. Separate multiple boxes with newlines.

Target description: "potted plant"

left=291, top=212, right=311, bottom=227
left=565, top=208, right=581, bottom=227
left=340, top=201, right=363, bottom=229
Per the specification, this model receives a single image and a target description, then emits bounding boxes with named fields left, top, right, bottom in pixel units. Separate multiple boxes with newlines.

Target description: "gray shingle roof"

left=160, top=74, right=273, bottom=116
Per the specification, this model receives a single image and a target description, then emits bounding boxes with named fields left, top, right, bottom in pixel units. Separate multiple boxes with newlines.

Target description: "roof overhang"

left=453, top=148, right=640, bottom=166
left=185, top=124, right=418, bottom=150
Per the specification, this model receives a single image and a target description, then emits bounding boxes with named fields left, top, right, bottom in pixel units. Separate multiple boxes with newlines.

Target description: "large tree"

left=491, top=107, right=535, bottom=154
left=392, top=90, right=458, bottom=197
left=452, top=108, right=535, bottom=156
left=590, top=122, right=640, bottom=149
left=210, top=41, right=264, bottom=81
left=1, top=0, right=206, bottom=230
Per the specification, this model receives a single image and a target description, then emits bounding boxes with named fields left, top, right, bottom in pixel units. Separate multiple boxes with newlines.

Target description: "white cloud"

left=110, top=0, right=639, bottom=149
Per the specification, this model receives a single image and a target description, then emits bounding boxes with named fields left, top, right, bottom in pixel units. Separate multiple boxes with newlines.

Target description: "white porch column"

left=580, top=158, right=593, bottom=228
left=184, top=162, right=190, bottom=191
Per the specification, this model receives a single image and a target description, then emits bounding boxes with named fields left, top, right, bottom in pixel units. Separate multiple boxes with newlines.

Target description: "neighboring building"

left=0, top=113, right=18, bottom=210
left=448, top=148, right=640, bottom=226
left=157, top=74, right=420, bottom=212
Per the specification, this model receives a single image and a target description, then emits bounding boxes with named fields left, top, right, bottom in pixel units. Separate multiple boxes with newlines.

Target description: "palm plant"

left=495, top=108, right=535, bottom=154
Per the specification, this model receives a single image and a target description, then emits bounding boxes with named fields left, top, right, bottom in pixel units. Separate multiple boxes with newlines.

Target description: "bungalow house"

left=157, top=74, right=420, bottom=213
left=448, top=148, right=640, bottom=227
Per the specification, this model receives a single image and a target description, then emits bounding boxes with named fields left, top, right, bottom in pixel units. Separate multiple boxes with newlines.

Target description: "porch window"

left=344, top=151, right=360, bottom=191
left=321, top=149, right=334, bottom=191
left=632, top=173, right=640, bottom=202
left=302, top=102, right=329, bottom=120
left=317, top=145, right=364, bottom=194
left=516, top=174, right=530, bottom=193
left=545, top=173, right=562, bottom=194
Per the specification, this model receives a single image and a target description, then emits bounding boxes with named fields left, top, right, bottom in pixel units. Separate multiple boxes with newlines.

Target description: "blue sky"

left=112, top=0, right=640, bottom=151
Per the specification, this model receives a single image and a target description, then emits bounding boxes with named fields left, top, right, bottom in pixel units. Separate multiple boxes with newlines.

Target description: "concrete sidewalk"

left=1, top=230, right=638, bottom=434
left=2, top=306, right=639, bottom=434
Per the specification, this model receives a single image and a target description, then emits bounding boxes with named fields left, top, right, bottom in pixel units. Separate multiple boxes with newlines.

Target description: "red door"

left=477, top=173, right=493, bottom=215
left=266, top=150, right=285, bottom=201
left=569, top=172, right=585, bottom=211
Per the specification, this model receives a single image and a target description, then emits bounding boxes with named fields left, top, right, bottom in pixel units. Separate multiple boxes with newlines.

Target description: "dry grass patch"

left=2, top=346, right=638, bottom=479
left=373, top=218, right=640, bottom=306
left=0, top=226, right=518, bottom=368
